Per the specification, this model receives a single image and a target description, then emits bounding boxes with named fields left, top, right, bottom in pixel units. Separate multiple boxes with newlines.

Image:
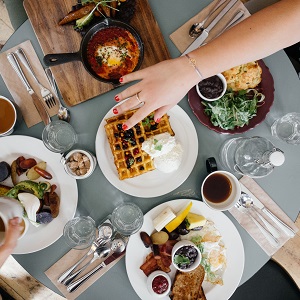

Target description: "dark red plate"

left=188, top=60, right=275, bottom=134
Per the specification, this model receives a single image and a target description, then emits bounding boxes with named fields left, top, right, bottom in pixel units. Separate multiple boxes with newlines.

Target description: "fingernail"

left=122, top=124, right=128, bottom=130
left=113, top=108, right=118, bottom=115
left=119, top=77, right=123, bottom=83
left=155, top=118, right=161, bottom=123
left=115, top=95, right=120, bottom=102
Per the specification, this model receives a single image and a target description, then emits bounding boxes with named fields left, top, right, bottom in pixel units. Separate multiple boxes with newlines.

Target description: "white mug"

left=0, top=197, right=28, bottom=245
left=201, top=171, right=241, bottom=211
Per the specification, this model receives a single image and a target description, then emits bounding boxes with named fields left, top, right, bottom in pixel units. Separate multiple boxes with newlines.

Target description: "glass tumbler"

left=42, top=120, right=78, bottom=153
left=63, top=216, right=96, bottom=250
left=111, top=202, right=144, bottom=236
left=271, top=112, right=300, bottom=145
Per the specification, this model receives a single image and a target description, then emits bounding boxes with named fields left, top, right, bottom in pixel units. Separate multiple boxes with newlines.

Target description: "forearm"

left=0, top=245, right=13, bottom=268
left=191, top=0, right=300, bottom=78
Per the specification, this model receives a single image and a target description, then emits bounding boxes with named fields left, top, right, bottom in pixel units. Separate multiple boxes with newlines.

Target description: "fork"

left=235, top=202, right=279, bottom=248
left=14, top=48, right=56, bottom=108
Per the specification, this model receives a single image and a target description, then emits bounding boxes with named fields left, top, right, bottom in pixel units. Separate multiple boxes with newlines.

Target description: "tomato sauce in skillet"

left=86, top=27, right=140, bottom=80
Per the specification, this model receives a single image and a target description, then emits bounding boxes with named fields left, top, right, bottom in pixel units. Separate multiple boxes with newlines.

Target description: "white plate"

left=125, top=199, right=244, bottom=300
left=95, top=105, right=198, bottom=197
left=0, top=135, right=78, bottom=254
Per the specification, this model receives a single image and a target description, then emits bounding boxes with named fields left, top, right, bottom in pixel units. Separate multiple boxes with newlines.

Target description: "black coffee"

left=203, top=173, right=232, bottom=203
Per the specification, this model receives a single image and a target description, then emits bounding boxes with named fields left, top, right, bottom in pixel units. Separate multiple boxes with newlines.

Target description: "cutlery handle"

left=58, top=251, right=91, bottom=283
left=15, top=48, right=41, bottom=85
left=262, top=207, right=296, bottom=237
left=248, top=213, right=279, bottom=248
left=7, top=52, right=32, bottom=92
left=67, top=262, right=106, bottom=293
left=62, top=256, right=95, bottom=286
left=251, top=208, right=280, bottom=239
left=45, top=68, right=59, bottom=99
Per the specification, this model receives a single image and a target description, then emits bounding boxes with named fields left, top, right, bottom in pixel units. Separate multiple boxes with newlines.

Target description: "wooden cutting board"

left=23, top=0, right=170, bottom=107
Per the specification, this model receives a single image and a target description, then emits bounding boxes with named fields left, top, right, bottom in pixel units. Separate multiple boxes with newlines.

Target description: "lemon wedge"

left=165, top=201, right=192, bottom=232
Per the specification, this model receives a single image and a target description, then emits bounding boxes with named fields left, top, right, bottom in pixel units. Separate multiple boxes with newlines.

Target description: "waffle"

left=105, top=109, right=174, bottom=180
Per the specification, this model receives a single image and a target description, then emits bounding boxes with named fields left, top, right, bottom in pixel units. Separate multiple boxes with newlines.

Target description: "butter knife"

left=67, top=249, right=125, bottom=293
left=182, top=0, right=238, bottom=55
left=241, top=185, right=296, bottom=238
left=7, top=52, right=51, bottom=125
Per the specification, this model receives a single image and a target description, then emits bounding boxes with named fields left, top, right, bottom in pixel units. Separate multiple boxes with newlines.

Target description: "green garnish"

left=202, top=88, right=265, bottom=130
left=174, top=255, right=190, bottom=265
left=154, top=144, right=162, bottom=151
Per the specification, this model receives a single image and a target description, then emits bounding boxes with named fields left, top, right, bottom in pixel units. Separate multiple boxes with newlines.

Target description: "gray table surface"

left=1, top=0, right=300, bottom=299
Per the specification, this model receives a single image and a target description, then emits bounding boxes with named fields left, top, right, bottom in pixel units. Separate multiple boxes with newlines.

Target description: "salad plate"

left=0, top=135, right=78, bottom=254
left=95, top=105, right=198, bottom=198
left=125, top=199, right=244, bottom=300
left=188, top=60, right=274, bottom=134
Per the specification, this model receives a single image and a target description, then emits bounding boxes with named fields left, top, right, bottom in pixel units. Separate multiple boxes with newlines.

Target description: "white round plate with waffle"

left=95, top=105, right=198, bottom=197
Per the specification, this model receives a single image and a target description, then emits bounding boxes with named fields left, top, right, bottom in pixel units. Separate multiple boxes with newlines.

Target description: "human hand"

left=3, top=217, right=22, bottom=251
left=113, top=56, right=200, bottom=129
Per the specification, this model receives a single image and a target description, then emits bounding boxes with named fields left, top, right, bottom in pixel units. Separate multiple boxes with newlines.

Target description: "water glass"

left=63, top=216, right=96, bottom=250
left=42, top=120, right=78, bottom=153
left=111, top=202, right=144, bottom=236
left=271, top=112, right=300, bottom=145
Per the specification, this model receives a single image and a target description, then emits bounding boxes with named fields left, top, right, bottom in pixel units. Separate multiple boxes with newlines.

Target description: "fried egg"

left=96, top=46, right=129, bottom=67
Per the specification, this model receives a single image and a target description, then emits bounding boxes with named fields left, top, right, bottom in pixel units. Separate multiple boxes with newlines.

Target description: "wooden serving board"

left=24, top=0, right=170, bottom=107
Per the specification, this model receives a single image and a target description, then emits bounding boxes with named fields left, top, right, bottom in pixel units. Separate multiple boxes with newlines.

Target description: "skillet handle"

left=43, top=52, right=81, bottom=66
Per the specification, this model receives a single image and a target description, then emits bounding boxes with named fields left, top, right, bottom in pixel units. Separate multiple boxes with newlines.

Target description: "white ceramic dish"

left=125, top=199, right=244, bottom=300
left=196, top=73, right=227, bottom=101
left=171, top=240, right=201, bottom=272
left=146, top=270, right=171, bottom=298
left=95, top=105, right=198, bottom=197
left=0, top=135, right=78, bottom=254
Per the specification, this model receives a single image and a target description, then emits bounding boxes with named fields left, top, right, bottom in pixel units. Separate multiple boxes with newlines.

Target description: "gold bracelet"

left=185, top=54, right=203, bottom=80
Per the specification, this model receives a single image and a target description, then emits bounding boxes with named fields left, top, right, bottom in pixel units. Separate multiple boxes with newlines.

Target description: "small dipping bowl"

left=146, top=270, right=171, bottom=298
left=196, top=73, right=227, bottom=101
left=171, top=240, right=201, bottom=272
left=61, top=149, right=97, bottom=179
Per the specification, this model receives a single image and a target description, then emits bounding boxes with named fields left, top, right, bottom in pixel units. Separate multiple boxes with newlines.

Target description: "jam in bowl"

left=146, top=270, right=171, bottom=297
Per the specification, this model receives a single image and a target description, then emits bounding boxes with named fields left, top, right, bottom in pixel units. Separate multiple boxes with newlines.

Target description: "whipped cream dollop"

left=142, top=133, right=183, bottom=173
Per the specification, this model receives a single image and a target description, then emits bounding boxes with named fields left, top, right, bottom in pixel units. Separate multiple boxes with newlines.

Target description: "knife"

left=67, top=249, right=126, bottom=292
left=241, top=184, right=296, bottom=238
left=182, top=0, right=239, bottom=55
left=7, top=52, right=51, bottom=125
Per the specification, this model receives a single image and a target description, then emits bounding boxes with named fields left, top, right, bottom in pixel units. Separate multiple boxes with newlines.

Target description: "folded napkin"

left=170, top=0, right=251, bottom=54
left=0, top=40, right=59, bottom=127
left=229, top=176, right=299, bottom=256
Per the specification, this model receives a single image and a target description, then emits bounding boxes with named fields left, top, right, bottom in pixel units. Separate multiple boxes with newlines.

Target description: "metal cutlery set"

left=58, top=222, right=127, bottom=293
left=183, top=0, right=245, bottom=55
left=235, top=190, right=295, bottom=248
left=6, top=48, right=70, bottom=124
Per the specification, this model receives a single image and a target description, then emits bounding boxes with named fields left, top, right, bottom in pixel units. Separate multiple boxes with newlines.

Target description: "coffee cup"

left=201, top=171, right=241, bottom=211
left=0, top=96, right=17, bottom=136
left=0, top=197, right=28, bottom=244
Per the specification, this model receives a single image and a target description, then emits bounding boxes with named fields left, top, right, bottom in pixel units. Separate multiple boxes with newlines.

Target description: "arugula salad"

left=202, top=89, right=265, bottom=130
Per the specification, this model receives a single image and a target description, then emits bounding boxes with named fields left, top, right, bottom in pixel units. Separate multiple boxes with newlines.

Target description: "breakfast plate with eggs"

left=95, top=105, right=198, bottom=197
left=125, top=199, right=245, bottom=300
left=0, top=136, right=78, bottom=254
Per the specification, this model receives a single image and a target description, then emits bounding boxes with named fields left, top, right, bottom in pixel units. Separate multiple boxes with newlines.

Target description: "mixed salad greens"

left=202, top=88, right=265, bottom=130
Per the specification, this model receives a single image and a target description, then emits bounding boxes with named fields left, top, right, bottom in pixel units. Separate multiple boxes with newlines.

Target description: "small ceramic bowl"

left=0, top=96, right=17, bottom=136
left=196, top=73, right=227, bottom=101
left=61, top=149, right=97, bottom=179
left=171, top=240, right=201, bottom=272
left=146, top=270, right=171, bottom=298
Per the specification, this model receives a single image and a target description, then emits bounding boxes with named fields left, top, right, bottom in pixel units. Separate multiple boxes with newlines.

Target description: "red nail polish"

left=119, top=77, right=123, bottom=83
left=113, top=108, right=118, bottom=115
left=122, top=124, right=128, bottom=130
left=115, top=95, right=120, bottom=102
left=156, top=118, right=161, bottom=123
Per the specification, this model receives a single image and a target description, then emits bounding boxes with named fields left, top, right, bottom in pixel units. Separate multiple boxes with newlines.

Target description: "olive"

left=191, top=226, right=203, bottom=231
left=0, top=161, right=11, bottom=182
left=176, top=221, right=190, bottom=235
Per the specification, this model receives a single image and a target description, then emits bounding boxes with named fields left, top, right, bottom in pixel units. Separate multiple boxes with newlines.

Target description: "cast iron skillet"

left=43, top=18, right=144, bottom=86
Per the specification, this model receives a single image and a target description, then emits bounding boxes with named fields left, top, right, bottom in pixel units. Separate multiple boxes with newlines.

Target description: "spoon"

left=62, top=245, right=111, bottom=285
left=67, top=238, right=126, bottom=292
left=240, top=193, right=280, bottom=239
left=45, top=68, right=71, bottom=122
